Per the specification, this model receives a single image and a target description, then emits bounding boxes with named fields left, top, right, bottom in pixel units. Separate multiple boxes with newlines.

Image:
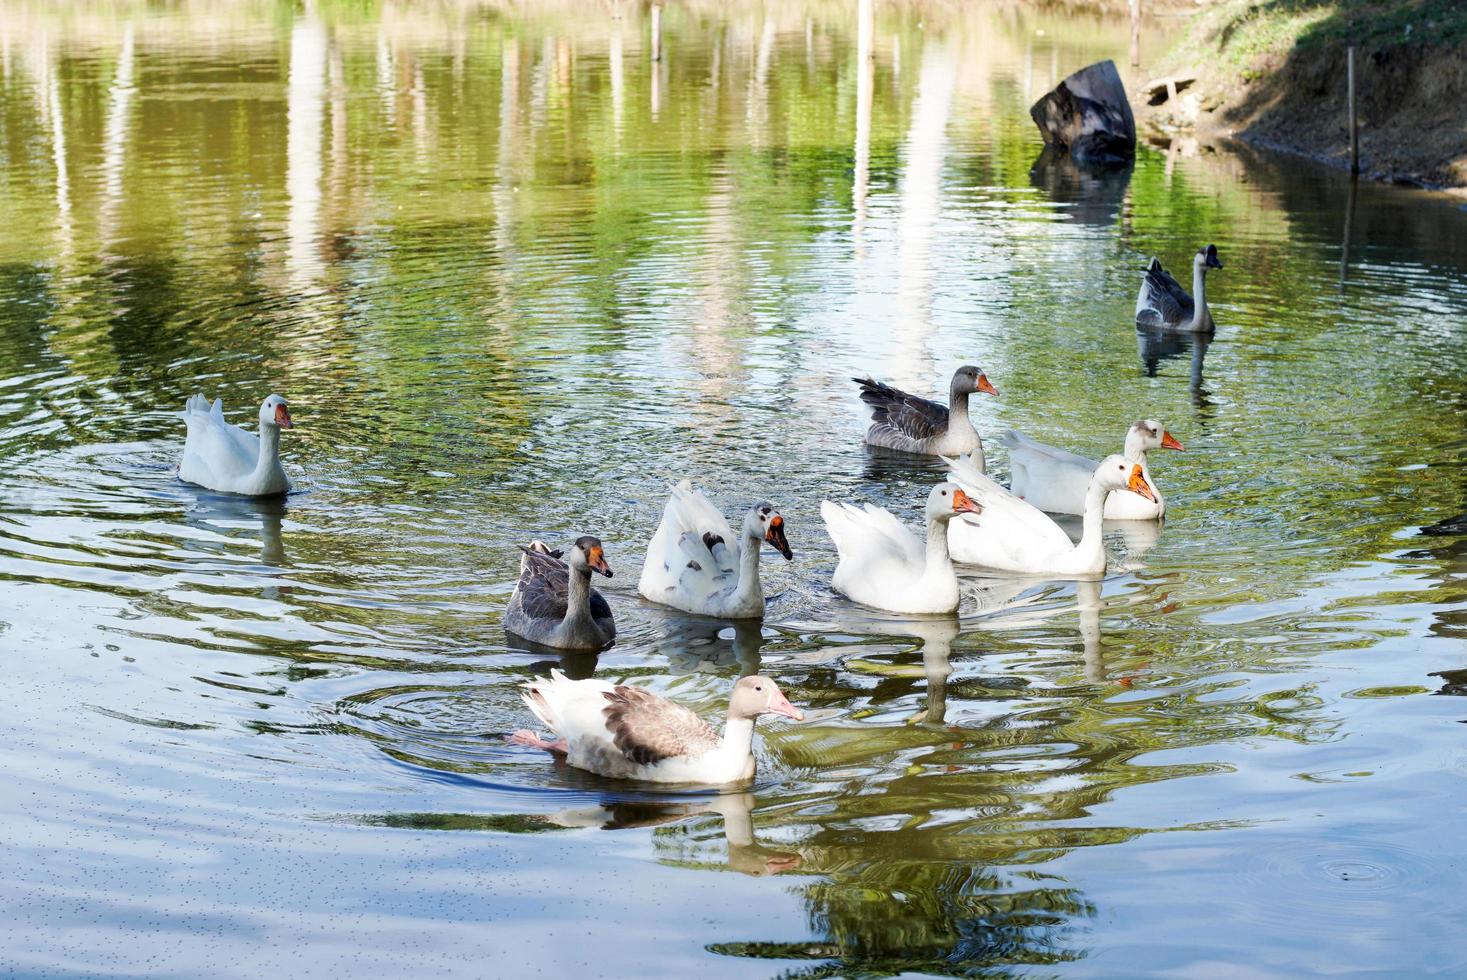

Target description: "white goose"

left=945, top=451, right=1157, bottom=577
left=177, top=393, right=294, bottom=497
left=638, top=481, right=792, bottom=619
left=1004, top=419, right=1183, bottom=520
left=821, top=482, right=982, bottom=615
left=511, top=672, right=803, bottom=784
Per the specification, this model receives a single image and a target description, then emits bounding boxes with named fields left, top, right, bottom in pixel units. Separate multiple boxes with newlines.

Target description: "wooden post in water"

left=651, top=3, right=662, bottom=63
left=1129, top=0, right=1141, bottom=68
left=1347, top=45, right=1359, bottom=175
left=1339, top=171, right=1357, bottom=288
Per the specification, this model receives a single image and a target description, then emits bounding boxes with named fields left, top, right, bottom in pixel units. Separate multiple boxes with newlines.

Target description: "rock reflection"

left=1029, top=145, right=1132, bottom=227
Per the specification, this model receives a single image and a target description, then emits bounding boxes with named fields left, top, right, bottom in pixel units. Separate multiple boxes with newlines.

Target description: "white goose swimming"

left=511, top=672, right=803, bottom=784
left=177, top=393, right=294, bottom=497
left=638, top=481, right=792, bottom=619
left=821, top=482, right=982, bottom=615
left=945, top=452, right=1157, bottom=577
left=1004, top=419, right=1183, bottom=520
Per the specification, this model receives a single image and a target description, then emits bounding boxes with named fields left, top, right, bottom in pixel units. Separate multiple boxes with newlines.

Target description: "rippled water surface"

left=4, top=1, right=1467, bottom=975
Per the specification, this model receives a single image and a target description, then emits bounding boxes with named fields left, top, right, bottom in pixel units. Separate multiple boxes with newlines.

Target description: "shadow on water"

left=502, top=634, right=604, bottom=679
left=1029, top=146, right=1133, bottom=227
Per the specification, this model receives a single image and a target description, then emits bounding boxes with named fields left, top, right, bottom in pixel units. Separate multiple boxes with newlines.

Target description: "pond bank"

left=1137, top=0, right=1467, bottom=193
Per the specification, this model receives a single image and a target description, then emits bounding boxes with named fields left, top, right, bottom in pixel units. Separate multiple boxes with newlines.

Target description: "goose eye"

left=754, top=685, right=762, bottom=691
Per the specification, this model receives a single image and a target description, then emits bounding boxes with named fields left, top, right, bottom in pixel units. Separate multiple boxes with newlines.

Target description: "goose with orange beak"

left=946, top=452, right=1159, bottom=577
left=504, top=537, right=617, bottom=651
left=177, top=392, right=295, bottom=497
left=821, top=482, right=982, bottom=615
left=639, top=482, right=794, bottom=619
left=853, top=365, right=999, bottom=463
left=1003, top=418, right=1183, bottom=520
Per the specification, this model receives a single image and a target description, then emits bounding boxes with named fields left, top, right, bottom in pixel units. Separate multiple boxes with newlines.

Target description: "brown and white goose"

left=511, top=672, right=803, bottom=783
left=853, top=365, right=998, bottom=462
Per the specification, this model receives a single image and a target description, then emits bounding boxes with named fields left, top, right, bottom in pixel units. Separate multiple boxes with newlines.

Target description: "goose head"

left=928, top=482, right=982, bottom=525
left=568, top=536, right=612, bottom=577
left=744, top=503, right=793, bottom=560
left=259, top=394, right=293, bottom=429
left=1194, top=243, right=1223, bottom=271
left=1094, top=454, right=1158, bottom=503
left=1126, top=419, right=1184, bottom=455
left=728, top=675, right=803, bottom=722
left=950, top=365, right=998, bottom=399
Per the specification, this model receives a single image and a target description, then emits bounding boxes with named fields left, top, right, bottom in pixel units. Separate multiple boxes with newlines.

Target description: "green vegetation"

left=1165, top=0, right=1467, bottom=79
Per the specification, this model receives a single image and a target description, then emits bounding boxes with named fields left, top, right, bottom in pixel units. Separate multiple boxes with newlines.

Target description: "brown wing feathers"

left=601, top=685, right=718, bottom=766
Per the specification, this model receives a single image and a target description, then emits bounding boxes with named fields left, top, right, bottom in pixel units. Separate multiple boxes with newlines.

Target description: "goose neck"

left=563, top=564, right=594, bottom=626
left=1190, top=259, right=1209, bottom=329
left=719, top=715, right=756, bottom=760
left=730, top=534, right=765, bottom=609
left=254, top=423, right=282, bottom=475
left=1077, top=480, right=1111, bottom=561
left=923, top=514, right=955, bottom=580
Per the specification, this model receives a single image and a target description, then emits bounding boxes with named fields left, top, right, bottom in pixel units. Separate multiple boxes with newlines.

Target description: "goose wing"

left=601, top=684, right=720, bottom=765
left=639, top=481, right=742, bottom=604
left=512, top=544, right=612, bottom=624
left=1135, top=258, right=1194, bottom=326
left=180, top=395, right=256, bottom=482
left=945, top=452, right=1073, bottom=554
left=853, top=377, right=950, bottom=442
left=821, top=499, right=924, bottom=571
left=1001, top=429, right=1097, bottom=473
left=511, top=546, right=572, bottom=622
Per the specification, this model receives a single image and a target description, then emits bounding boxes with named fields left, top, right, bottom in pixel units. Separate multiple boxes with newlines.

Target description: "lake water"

left=3, top=2, right=1467, bottom=976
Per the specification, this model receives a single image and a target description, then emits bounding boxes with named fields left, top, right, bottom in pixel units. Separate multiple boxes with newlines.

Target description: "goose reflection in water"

left=502, top=634, right=601, bottom=680
left=181, top=490, right=288, bottom=568
left=1138, top=324, right=1213, bottom=411
left=546, top=791, right=801, bottom=877
left=650, top=614, right=767, bottom=678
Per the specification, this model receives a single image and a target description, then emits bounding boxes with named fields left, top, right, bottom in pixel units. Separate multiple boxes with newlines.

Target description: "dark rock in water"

left=1030, top=59, right=1136, bottom=166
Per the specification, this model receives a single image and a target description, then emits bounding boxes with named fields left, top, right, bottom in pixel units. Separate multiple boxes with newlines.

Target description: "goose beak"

left=274, top=404, right=294, bottom=428
left=952, top=488, right=983, bottom=516
left=976, top=373, right=999, bottom=396
left=1127, top=464, right=1158, bottom=503
left=1160, top=430, right=1184, bottom=451
left=587, top=545, right=613, bottom=577
left=767, top=685, right=804, bottom=722
left=764, top=515, right=793, bottom=561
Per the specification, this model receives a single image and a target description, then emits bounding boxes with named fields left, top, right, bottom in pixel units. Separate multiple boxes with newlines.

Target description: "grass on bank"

left=1163, top=0, right=1467, bottom=81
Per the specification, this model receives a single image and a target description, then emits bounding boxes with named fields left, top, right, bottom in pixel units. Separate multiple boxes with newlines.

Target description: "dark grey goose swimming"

left=852, top=365, right=998, bottom=464
left=1135, top=244, right=1223, bottom=332
left=503, top=537, right=616, bottom=651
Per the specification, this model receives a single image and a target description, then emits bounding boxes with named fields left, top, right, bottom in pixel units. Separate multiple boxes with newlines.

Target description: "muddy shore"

left=1134, top=5, right=1467, bottom=194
